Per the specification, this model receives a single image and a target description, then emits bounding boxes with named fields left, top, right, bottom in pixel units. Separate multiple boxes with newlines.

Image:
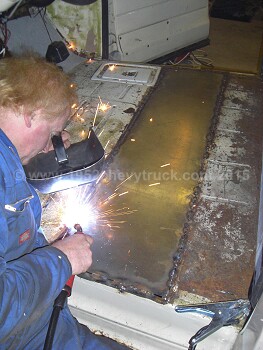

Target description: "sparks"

left=118, top=191, right=128, bottom=196
left=160, top=163, right=170, bottom=168
left=98, top=96, right=111, bottom=112
left=149, top=182, right=160, bottom=187
left=86, top=58, right=94, bottom=64
left=67, top=42, right=75, bottom=50
left=99, top=103, right=110, bottom=112
left=104, top=139, right=110, bottom=150
left=98, top=129, right=104, bottom=137
left=96, top=170, right=106, bottom=185
left=115, top=174, right=134, bottom=191
left=80, top=130, right=87, bottom=139
left=71, top=100, right=87, bottom=120
left=108, top=64, right=116, bottom=71
left=92, top=103, right=99, bottom=127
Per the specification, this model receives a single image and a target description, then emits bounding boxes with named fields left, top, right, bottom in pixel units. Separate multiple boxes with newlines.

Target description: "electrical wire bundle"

left=168, top=50, right=214, bottom=69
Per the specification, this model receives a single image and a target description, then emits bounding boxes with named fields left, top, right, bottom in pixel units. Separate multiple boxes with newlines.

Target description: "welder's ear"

left=23, top=114, right=32, bottom=128
left=23, top=109, right=42, bottom=128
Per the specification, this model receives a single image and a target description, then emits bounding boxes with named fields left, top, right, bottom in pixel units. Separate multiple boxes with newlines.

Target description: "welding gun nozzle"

left=73, top=224, right=83, bottom=232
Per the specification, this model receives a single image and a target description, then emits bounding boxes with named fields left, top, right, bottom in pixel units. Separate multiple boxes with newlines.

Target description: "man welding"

left=0, top=55, right=128, bottom=349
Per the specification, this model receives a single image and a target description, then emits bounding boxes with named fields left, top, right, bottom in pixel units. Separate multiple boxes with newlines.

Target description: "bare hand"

left=52, top=234, right=93, bottom=275
left=61, top=130, right=71, bottom=149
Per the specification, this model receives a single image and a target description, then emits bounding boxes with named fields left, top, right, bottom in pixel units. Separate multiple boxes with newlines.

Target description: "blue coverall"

left=0, top=129, right=128, bottom=350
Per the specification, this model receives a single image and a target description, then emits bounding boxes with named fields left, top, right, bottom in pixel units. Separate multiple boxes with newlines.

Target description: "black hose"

left=43, top=290, right=68, bottom=350
left=101, top=0, right=109, bottom=59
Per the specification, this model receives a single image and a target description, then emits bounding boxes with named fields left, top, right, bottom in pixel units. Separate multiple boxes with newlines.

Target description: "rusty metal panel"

left=175, top=74, right=263, bottom=303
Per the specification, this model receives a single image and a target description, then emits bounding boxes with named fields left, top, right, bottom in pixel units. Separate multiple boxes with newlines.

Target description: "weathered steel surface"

left=174, top=74, right=263, bottom=303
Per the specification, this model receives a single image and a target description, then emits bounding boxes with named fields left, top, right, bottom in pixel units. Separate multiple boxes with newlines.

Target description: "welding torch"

left=43, top=224, right=83, bottom=350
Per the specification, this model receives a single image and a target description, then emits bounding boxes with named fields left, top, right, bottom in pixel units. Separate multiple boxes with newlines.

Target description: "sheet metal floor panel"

left=81, top=68, right=222, bottom=300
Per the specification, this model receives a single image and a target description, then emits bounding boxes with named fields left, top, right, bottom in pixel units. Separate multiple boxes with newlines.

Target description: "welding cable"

left=43, top=290, right=69, bottom=350
left=39, top=8, right=53, bottom=43
left=43, top=224, right=83, bottom=350
left=43, top=275, right=76, bottom=350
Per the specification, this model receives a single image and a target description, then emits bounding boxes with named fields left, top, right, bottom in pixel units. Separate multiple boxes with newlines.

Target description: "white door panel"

left=109, top=0, right=209, bottom=62
left=114, top=0, right=208, bottom=34
left=113, top=0, right=208, bottom=17
left=115, top=8, right=209, bottom=62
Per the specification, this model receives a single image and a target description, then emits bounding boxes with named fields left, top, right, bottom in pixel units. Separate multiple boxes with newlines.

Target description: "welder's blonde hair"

left=0, top=54, right=77, bottom=120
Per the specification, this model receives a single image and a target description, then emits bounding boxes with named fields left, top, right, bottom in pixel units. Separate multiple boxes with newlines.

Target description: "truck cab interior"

left=1, top=1, right=263, bottom=349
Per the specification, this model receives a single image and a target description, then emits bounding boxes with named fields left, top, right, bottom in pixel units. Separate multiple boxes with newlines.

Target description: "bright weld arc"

left=58, top=175, right=138, bottom=236
left=61, top=201, right=98, bottom=235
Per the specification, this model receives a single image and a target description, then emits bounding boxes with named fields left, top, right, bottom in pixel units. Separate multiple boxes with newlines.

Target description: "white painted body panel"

left=109, top=0, right=209, bottom=62
left=69, top=277, right=239, bottom=350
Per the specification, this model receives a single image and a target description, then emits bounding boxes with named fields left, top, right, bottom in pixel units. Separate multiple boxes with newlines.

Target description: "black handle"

left=51, top=133, right=68, bottom=165
left=43, top=290, right=68, bottom=350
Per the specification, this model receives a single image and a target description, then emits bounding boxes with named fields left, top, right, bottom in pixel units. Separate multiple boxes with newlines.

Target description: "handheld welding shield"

left=23, top=129, right=105, bottom=193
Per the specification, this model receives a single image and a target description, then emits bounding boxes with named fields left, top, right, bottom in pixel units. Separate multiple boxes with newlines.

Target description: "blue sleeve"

left=28, top=184, right=49, bottom=248
left=0, top=201, right=72, bottom=342
left=35, top=226, right=50, bottom=247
